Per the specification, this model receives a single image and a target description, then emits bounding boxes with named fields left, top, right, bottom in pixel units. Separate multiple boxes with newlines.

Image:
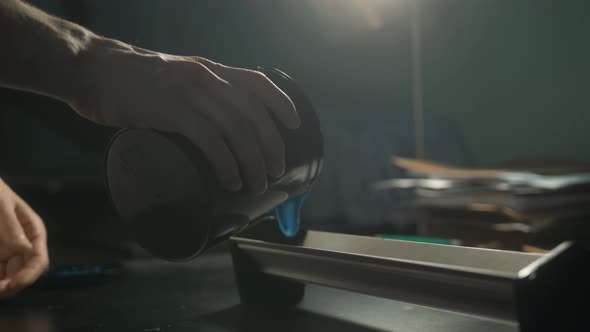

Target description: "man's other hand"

left=0, top=179, right=49, bottom=296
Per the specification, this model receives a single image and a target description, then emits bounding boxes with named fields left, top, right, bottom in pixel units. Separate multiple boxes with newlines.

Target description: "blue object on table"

left=33, top=264, right=124, bottom=289
left=274, top=192, right=309, bottom=237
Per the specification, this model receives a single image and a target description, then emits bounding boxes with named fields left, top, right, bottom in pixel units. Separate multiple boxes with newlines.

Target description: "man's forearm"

left=0, top=0, right=96, bottom=104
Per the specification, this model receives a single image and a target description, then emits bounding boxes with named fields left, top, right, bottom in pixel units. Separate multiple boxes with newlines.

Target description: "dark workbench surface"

left=0, top=251, right=517, bottom=332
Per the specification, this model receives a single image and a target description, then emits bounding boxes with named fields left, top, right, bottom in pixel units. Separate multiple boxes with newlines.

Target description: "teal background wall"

left=421, top=0, right=590, bottom=165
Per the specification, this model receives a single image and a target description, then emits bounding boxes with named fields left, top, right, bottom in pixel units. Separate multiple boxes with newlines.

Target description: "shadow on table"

left=197, top=304, right=391, bottom=332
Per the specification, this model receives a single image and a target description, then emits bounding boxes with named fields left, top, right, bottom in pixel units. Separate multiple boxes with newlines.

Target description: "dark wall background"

left=1, top=0, right=589, bottom=177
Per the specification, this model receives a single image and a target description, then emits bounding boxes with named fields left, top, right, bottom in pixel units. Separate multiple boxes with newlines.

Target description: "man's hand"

left=0, top=179, right=49, bottom=296
left=1, top=0, right=301, bottom=195
left=70, top=42, right=300, bottom=194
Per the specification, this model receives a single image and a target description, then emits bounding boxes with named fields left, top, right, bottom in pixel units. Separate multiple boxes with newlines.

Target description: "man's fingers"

left=184, top=89, right=268, bottom=194
left=171, top=110, right=243, bottom=192
left=243, top=70, right=300, bottom=129
left=0, top=206, right=49, bottom=297
left=15, top=202, right=49, bottom=271
left=7, top=253, right=48, bottom=293
left=227, top=132, right=268, bottom=194
left=236, top=95, right=286, bottom=178
left=0, top=180, right=46, bottom=296
left=194, top=63, right=294, bottom=178
left=181, top=61, right=270, bottom=192
left=0, top=203, right=33, bottom=260
left=0, top=253, right=46, bottom=296
left=207, top=65, right=300, bottom=129
left=187, top=82, right=286, bottom=178
left=0, top=278, right=10, bottom=296
left=5, top=255, right=24, bottom=277
left=15, top=201, right=47, bottom=245
left=0, top=213, right=49, bottom=296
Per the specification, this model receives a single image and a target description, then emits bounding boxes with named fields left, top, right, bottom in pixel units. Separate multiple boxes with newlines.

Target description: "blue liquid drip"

left=274, top=192, right=309, bottom=237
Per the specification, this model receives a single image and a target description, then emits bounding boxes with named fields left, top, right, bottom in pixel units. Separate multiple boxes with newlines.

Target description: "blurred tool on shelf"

left=374, top=157, right=590, bottom=251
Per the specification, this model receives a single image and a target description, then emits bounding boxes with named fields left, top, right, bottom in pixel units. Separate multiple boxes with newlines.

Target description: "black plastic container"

left=106, top=69, right=323, bottom=261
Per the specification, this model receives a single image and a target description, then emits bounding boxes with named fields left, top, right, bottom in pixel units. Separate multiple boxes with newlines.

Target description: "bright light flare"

left=307, top=0, right=408, bottom=34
